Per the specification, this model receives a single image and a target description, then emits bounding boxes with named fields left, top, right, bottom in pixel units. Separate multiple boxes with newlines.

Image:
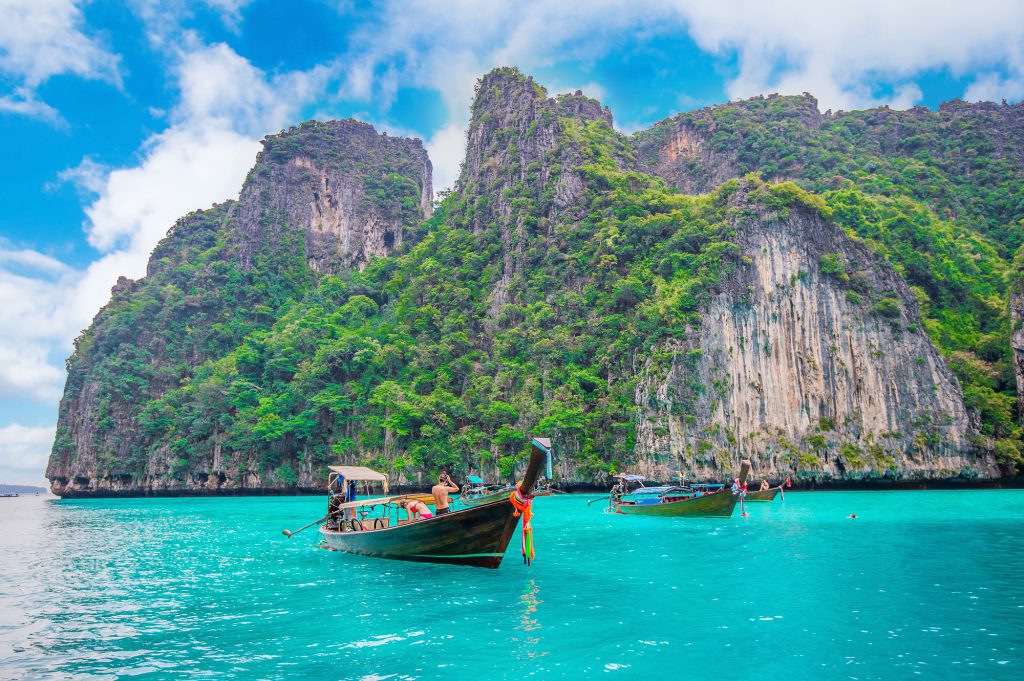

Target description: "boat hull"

left=744, top=487, right=781, bottom=502
left=320, top=499, right=519, bottom=568
left=614, top=491, right=738, bottom=517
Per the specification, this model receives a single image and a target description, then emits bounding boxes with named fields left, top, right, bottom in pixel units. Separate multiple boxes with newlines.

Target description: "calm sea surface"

left=1, top=491, right=1022, bottom=680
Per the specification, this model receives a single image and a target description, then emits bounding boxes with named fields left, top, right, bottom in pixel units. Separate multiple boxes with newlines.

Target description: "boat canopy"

left=331, top=493, right=433, bottom=510
left=327, top=465, right=389, bottom=493
left=630, top=486, right=687, bottom=495
left=614, top=474, right=646, bottom=482
left=466, top=475, right=484, bottom=484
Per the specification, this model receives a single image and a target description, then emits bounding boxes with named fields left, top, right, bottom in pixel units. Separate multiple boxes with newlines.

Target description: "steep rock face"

left=633, top=191, right=996, bottom=482
left=454, top=68, right=618, bottom=314
left=1012, top=289, right=1024, bottom=421
left=234, top=119, right=431, bottom=272
left=48, top=121, right=431, bottom=497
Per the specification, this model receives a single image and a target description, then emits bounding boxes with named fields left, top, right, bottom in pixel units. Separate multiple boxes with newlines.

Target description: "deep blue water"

left=1, top=491, right=1022, bottom=679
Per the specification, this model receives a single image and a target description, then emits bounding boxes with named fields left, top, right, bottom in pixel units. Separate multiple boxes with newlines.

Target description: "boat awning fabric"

left=631, top=486, right=683, bottom=495
left=328, top=466, right=389, bottom=493
left=466, top=475, right=484, bottom=484
left=614, top=474, right=646, bottom=482
left=334, top=493, right=432, bottom=510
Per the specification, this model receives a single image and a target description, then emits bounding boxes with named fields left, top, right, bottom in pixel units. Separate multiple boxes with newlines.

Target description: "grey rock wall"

left=633, top=194, right=997, bottom=482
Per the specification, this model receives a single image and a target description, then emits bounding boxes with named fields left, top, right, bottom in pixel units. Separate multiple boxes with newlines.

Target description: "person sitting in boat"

left=760, top=479, right=770, bottom=491
left=399, top=498, right=434, bottom=521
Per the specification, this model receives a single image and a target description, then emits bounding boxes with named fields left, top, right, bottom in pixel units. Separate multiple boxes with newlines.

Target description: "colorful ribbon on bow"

left=510, top=482, right=535, bottom=566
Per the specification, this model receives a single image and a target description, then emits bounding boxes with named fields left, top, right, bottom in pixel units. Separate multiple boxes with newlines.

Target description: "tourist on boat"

left=344, top=479, right=357, bottom=521
left=327, top=475, right=347, bottom=529
left=400, top=499, right=434, bottom=520
left=432, top=472, right=459, bottom=515
left=760, top=479, right=770, bottom=491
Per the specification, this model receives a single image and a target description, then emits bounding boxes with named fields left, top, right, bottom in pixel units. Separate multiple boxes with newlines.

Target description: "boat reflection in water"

left=313, top=438, right=549, bottom=568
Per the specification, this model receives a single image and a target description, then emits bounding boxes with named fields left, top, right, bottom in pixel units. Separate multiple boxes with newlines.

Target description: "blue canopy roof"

left=466, top=475, right=484, bottom=484
left=630, top=486, right=687, bottom=495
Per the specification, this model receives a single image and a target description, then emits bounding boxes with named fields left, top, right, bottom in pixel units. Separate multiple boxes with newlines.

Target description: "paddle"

left=282, top=514, right=329, bottom=538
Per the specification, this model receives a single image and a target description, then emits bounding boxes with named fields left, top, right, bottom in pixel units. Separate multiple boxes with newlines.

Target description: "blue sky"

left=2, top=0, right=1024, bottom=485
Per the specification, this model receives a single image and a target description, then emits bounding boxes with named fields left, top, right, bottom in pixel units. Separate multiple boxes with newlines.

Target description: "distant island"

left=1, top=484, right=48, bottom=495
left=46, top=67, right=1024, bottom=498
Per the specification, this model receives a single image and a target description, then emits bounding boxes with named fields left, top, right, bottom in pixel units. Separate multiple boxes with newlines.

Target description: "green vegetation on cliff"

left=636, top=93, right=1024, bottom=465
left=138, top=112, right=756, bottom=484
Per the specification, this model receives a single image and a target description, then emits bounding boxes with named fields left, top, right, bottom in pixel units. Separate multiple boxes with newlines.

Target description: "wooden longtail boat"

left=744, top=485, right=782, bottom=502
left=459, top=480, right=515, bottom=507
left=612, top=483, right=739, bottom=517
left=317, top=438, right=549, bottom=568
left=608, top=460, right=751, bottom=518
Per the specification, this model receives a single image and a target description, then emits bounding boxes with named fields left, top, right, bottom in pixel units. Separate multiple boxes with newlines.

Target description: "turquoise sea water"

left=1, top=491, right=1023, bottom=680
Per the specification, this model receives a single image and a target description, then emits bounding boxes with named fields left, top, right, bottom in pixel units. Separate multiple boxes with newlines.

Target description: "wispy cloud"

left=0, top=0, right=122, bottom=122
left=674, top=0, right=1024, bottom=110
left=0, top=40, right=325, bottom=412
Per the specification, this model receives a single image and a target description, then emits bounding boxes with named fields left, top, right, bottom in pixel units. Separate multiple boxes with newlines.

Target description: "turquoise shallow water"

left=1, top=491, right=1023, bottom=680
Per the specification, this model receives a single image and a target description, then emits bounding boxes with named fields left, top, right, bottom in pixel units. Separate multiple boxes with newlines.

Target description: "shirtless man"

left=432, top=472, right=459, bottom=515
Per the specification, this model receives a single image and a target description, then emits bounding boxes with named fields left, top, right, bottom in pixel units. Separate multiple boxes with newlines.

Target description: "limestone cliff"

left=233, top=119, right=431, bottom=272
left=453, top=68, right=616, bottom=315
left=632, top=186, right=997, bottom=482
left=1011, top=257, right=1024, bottom=423
left=48, top=121, right=431, bottom=497
left=47, top=69, right=1016, bottom=497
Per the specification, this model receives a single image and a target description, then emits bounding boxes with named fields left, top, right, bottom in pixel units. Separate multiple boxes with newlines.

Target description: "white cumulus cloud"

left=0, top=42, right=326, bottom=484
left=0, top=0, right=121, bottom=121
left=0, top=423, right=56, bottom=486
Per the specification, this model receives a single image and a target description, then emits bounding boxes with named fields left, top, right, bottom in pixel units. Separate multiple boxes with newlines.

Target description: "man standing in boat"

left=432, top=472, right=459, bottom=515
left=327, top=474, right=346, bottom=529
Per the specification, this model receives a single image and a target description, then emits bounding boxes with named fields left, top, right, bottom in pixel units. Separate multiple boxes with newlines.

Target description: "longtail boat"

left=608, top=460, right=751, bottom=518
left=312, top=438, right=549, bottom=568
left=459, top=476, right=515, bottom=507
left=744, top=485, right=782, bottom=502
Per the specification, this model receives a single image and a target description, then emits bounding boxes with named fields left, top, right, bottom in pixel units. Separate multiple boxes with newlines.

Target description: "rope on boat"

left=510, top=483, right=535, bottom=566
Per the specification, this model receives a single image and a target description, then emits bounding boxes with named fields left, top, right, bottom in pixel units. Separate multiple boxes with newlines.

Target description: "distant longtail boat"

left=458, top=476, right=515, bottom=507
left=607, top=460, right=751, bottom=517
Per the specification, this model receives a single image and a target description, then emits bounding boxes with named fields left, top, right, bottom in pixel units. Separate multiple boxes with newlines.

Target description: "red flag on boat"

left=785, top=476, right=792, bottom=488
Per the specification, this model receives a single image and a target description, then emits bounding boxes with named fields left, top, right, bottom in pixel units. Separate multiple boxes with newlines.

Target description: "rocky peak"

left=457, top=68, right=621, bottom=228
left=231, top=119, right=432, bottom=272
left=455, top=68, right=626, bottom=315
